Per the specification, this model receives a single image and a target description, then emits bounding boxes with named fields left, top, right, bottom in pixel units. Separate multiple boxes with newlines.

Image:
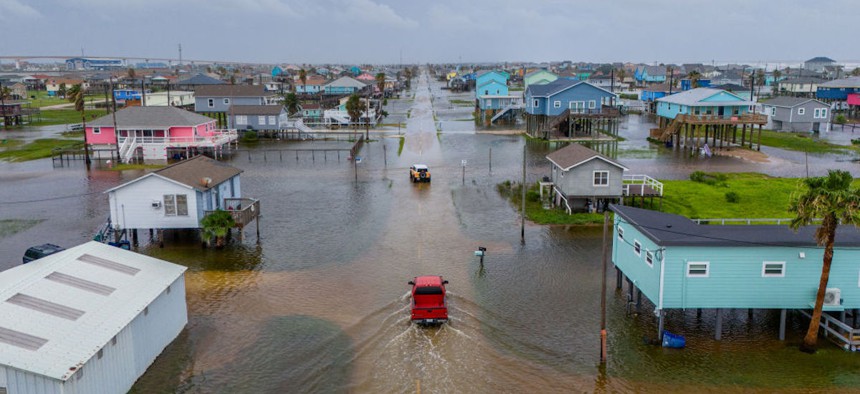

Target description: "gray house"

left=194, top=85, right=275, bottom=113
left=761, top=97, right=831, bottom=133
left=547, top=143, right=628, bottom=213
left=229, top=105, right=289, bottom=131
left=804, top=57, right=836, bottom=73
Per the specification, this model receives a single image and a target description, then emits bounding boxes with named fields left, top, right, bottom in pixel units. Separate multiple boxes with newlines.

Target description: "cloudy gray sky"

left=1, top=0, right=856, bottom=65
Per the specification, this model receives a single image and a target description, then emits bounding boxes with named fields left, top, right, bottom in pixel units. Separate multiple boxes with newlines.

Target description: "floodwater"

left=2, top=70, right=860, bottom=393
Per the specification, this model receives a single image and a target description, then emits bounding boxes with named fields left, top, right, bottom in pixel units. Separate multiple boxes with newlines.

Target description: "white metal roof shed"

left=0, top=241, right=187, bottom=382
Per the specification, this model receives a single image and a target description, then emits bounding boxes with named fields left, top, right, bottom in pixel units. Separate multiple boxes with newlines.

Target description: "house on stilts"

left=611, top=204, right=860, bottom=350
left=524, top=79, right=621, bottom=140
left=475, top=70, right=522, bottom=124
left=652, top=88, right=767, bottom=151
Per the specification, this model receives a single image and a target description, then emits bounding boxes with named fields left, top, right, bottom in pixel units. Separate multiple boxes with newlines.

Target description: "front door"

left=718, top=106, right=725, bottom=116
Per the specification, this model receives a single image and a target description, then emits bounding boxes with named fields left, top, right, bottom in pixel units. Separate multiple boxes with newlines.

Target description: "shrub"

left=240, top=131, right=258, bottom=143
left=835, top=114, right=848, bottom=125
left=690, top=171, right=728, bottom=186
left=526, top=189, right=540, bottom=202
left=725, top=191, right=740, bottom=203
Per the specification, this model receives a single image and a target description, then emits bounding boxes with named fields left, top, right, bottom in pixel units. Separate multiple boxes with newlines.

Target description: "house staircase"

left=118, top=135, right=139, bottom=163
left=491, top=102, right=524, bottom=123
left=324, top=110, right=351, bottom=126
left=659, top=119, right=682, bottom=141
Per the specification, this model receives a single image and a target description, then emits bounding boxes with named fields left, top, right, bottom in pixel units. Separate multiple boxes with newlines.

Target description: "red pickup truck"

left=408, top=275, right=449, bottom=325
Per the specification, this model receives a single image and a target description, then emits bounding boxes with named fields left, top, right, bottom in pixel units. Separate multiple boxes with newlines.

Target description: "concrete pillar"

left=616, top=267, right=622, bottom=289
left=636, top=289, right=642, bottom=311
left=779, top=309, right=787, bottom=340
left=715, top=308, right=723, bottom=340
left=657, top=310, right=664, bottom=340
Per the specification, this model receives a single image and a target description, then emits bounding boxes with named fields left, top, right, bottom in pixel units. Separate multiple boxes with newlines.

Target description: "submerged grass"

left=0, top=138, right=83, bottom=162
left=757, top=129, right=855, bottom=154
left=0, top=219, right=44, bottom=239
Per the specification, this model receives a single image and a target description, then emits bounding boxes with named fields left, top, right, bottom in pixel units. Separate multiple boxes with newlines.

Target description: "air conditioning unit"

left=824, top=288, right=841, bottom=306
left=151, top=201, right=162, bottom=209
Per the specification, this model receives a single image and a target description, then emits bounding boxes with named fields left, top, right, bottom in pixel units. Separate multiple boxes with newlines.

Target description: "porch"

left=205, top=198, right=261, bottom=240
left=117, top=129, right=238, bottom=163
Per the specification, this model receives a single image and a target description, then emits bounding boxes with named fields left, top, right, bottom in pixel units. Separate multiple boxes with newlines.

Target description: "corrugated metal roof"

left=0, top=242, right=186, bottom=381
left=656, top=88, right=753, bottom=107
left=324, top=76, right=367, bottom=89
left=761, top=97, right=827, bottom=108
left=546, top=143, right=628, bottom=171
left=819, top=77, right=860, bottom=89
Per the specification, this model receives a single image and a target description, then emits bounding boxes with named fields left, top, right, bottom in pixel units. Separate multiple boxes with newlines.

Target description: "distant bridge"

left=0, top=55, right=276, bottom=66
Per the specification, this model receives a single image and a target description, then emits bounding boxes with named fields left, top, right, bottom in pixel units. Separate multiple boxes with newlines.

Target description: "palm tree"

left=616, top=68, right=627, bottom=84
left=345, top=94, right=365, bottom=131
left=851, top=67, right=860, bottom=77
left=789, top=170, right=860, bottom=353
left=404, top=68, right=413, bottom=89
left=298, top=68, right=307, bottom=94
left=283, top=92, right=299, bottom=116
left=686, top=70, right=702, bottom=89
left=67, top=84, right=91, bottom=166
left=375, top=72, right=386, bottom=97
left=200, top=209, right=235, bottom=248
left=773, top=69, right=783, bottom=96
left=127, top=68, right=136, bottom=80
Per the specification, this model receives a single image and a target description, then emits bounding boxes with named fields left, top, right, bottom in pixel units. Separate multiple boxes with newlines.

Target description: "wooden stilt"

left=779, top=309, right=787, bottom=340
left=616, top=267, right=622, bottom=289
left=715, top=308, right=723, bottom=340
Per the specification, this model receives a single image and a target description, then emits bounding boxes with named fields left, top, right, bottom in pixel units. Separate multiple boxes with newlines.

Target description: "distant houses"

left=229, top=105, right=290, bottom=131
left=804, top=56, right=836, bottom=73
left=323, top=76, right=367, bottom=95
left=524, top=70, right=558, bottom=88
left=635, top=66, right=667, bottom=84
left=194, top=85, right=276, bottom=127
left=777, top=77, right=825, bottom=97
left=761, top=97, right=831, bottom=133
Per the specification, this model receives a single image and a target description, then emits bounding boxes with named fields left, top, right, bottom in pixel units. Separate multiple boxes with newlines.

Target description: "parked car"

left=409, top=164, right=431, bottom=183
left=408, top=275, right=449, bottom=325
left=23, top=243, right=65, bottom=264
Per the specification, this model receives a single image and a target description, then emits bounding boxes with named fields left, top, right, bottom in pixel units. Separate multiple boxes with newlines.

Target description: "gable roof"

left=194, top=84, right=271, bottom=97
left=88, top=106, right=214, bottom=128
left=611, top=204, right=860, bottom=247
left=546, top=143, right=628, bottom=171
left=526, top=79, right=615, bottom=98
left=656, top=88, right=752, bottom=107
left=324, top=76, right=366, bottom=89
left=153, top=155, right=243, bottom=192
left=229, top=105, right=285, bottom=115
left=177, top=73, right=225, bottom=85
left=0, top=241, right=186, bottom=381
left=761, top=96, right=828, bottom=108
left=819, top=77, right=860, bottom=89
left=806, top=56, right=836, bottom=63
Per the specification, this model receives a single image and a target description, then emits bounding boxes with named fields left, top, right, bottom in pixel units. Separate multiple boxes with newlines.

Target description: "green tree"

left=127, top=68, right=136, bottom=80
left=851, top=67, right=860, bottom=77
left=200, top=209, right=235, bottom=248
left=686, top=70, right=702, bottom=89
left=616, top=68, right=627, bottom=83
left=404, top=68, right=413, bottom=89
left=299, top=68, right=307, bottom=93
left=283, top=92, right=299, bottom=116
left=773, top=69, right=783, bottom=96
left=67, top=84, right=91, bottom=165
left=375, top=72, right=386, bottom=95
left=345, top=94, right=365, bottom=131
left=789, top=170, right=860, bottom=353
left=58, top=83, right=67, bottom=98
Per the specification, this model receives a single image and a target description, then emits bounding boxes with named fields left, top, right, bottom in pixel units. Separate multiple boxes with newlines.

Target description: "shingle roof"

left=778, top=77, right=826, bottom=84
left=611, top=204, right=860, bottom=247
left=177, top=73, right=225, bottom=85
left=643, top=65, right=667, bottom=77
left=229, top=105, right=285, bottom=115
left=194, top=84, right=271, bottom=97
left=546, top=143, right=628, bottom=171
left=656, top=88, right=752, bottom=107
left=819, top=77, right=860, bottom=89
left=154, top=155, right=243, bottom=192
left=324, top=76, right=366, bottom=89
left=761, top=97, right=827, bottom=108
left=806, top=56, right=836, bottom=63
left=526, top=79, right=579, bottom=97
left=88, top=106, right=214, bottom=128
left=0, top=241, right=186, bottom=381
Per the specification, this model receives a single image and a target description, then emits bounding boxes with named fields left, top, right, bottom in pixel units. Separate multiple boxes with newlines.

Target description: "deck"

left=205, top=198, right=260, bottom=229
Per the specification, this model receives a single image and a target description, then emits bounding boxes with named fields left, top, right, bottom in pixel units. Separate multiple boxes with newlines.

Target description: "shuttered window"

left=687, top=262, right=709, bottom=277
left=633, top=240, right=641, bottom=257
left=617, top=226, right=624, bottom=240
left=645, top=251, right=654, bottom=266
left=762, top=261, right=785, bottom=277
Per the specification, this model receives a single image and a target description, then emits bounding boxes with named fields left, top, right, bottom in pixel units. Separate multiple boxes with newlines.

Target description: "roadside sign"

left=461, top=159, right=467, bottom=166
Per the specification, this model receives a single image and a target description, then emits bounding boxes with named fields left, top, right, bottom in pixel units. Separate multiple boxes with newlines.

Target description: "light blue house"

left=475, top=71, right=518, bottom=111
left=323, top=76, right=366, bottom=95
left=611, top=204, right=860, bottom=344
left=655, top=88, right=753, bottom=120
left=635, top=65, right=667, bottom=83
left=525, top=80, right=617, bottom=116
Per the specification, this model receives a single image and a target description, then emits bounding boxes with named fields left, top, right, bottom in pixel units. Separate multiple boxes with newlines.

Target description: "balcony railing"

left=117, top=129, right=238, bottom=147
left=205, top=198, right=260, bottom=228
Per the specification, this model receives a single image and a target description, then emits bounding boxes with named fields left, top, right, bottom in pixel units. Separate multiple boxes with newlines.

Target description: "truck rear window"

left=415, top=286, right=442, bottom=295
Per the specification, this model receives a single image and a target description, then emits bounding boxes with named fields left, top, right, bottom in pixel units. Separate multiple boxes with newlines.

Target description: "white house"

left=0, top=241, right=187, bottom=394
left=106, top=155, right=247, bottom=232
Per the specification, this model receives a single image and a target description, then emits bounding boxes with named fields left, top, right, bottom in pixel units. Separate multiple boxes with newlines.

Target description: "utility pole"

left=521, top=144, right=526, bottom=243
left=600, top=211, right=610, bottom=364
left=0, top=80, right=7, bottom=129
left=111, top=77, right=120, bottom=162
left=178, top=43, right=183, bottom=67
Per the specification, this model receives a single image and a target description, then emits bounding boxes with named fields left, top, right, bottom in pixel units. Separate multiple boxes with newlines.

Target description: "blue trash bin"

left=661, top=330, right=686, bottom=348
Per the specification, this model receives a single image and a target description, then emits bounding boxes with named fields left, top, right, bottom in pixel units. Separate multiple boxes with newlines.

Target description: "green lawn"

left=448, top=99, right=474, bottom=106
left=498, top=173, right=819, bottom=225
left=30, top=110, right=87, bottom=126
left=25, top=90, right=102, bottom=108
left=0, top=138, right=83, bottom=162
left=757, top=129, right=855, bottom=154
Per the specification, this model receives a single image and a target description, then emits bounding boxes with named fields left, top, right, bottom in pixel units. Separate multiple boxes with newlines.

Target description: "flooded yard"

left=1, top=70, right=859, bottom=393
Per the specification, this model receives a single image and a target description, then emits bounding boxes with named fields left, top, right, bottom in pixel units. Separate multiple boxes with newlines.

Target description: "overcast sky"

left=1, top=0, right=856, bottom=66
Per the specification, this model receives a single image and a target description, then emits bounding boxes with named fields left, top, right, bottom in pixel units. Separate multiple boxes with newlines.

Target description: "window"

left=633, top=240, right=641, bottom=257
left=484, top=90, right=489, bottom=95
left=762, top=261, right=785, bottom=277
left=258, top=116, right=266, bottom=124
left=235, top=115, right=248, bottom=125
left=771, top=107, right=776, bottom=116
left=593, top=170, right=609, bottom=186
left=814, top=108, right=821, bottom=118
left=92, top=127, right=100, bottom=134
left=554, top=100, right=561, bottom=108
left=588, top=100, right=596, bottom=109
left=269, top=116, right=277, bottom=125
left=163, top=194, right=188, bottom=216
left=223, top=98, right=230, bottom=105
left=617, top=226, right=624, bottom=240
left=496, top=89, right=500, bottom=94
left=821, top=109, right=828, bottom=118
left=645, top=251, right=654, bottom=266
left=687, top=262, right=709, bottom=277
left=798, top=108, right=805, bottom=116
left=207, top=99, right=214, bottom=107
left=533, top=99, right=540, bottom=107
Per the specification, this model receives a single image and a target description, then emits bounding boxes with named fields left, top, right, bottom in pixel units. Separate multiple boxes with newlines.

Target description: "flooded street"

left=2, top=70, right=860, bottom=393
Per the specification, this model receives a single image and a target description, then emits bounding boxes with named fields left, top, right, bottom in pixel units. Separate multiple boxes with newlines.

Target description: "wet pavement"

left=1, top=69, right=860, bottom=392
